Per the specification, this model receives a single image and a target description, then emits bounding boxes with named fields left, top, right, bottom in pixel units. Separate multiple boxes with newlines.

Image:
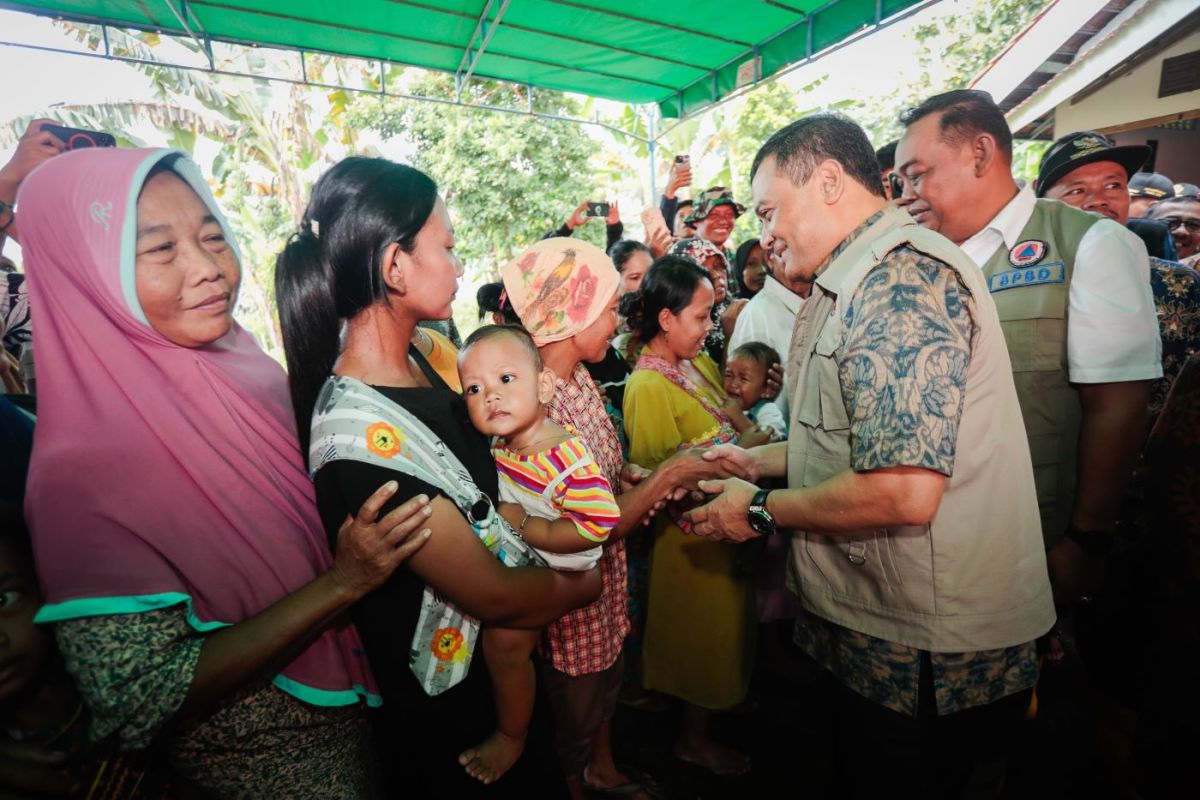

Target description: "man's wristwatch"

left=747, top=490, right=777, bottom=536
left=0, top=199, right=13, bottom=232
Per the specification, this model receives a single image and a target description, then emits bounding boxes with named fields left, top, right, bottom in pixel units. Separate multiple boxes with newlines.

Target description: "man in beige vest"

left=685, top=114, right=1055, bottom=799
left=894, top=90, right=1161, bottom=606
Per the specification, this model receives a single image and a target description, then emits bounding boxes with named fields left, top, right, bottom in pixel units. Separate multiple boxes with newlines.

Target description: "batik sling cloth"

left=309, top=375, right=544, bottom=696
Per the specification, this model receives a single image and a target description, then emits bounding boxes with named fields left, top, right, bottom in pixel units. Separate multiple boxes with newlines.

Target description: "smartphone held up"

left=40, top=124, right=117, bottom=150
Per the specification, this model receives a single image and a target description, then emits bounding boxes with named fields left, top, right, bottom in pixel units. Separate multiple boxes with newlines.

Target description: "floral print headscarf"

left=502, top=237, right=621, bottom=346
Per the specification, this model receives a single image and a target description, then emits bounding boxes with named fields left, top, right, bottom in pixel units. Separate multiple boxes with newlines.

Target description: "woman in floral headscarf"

left=667, top=237, right=747, bottom=363
left=502, top=238, right=721, bottom=799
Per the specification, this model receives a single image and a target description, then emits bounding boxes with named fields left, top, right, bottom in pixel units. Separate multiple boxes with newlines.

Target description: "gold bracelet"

left=519, top=512, right=530, bottom=532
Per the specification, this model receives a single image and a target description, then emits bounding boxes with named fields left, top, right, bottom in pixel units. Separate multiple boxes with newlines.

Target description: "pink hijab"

left=20, top=148, right=377, bottom=706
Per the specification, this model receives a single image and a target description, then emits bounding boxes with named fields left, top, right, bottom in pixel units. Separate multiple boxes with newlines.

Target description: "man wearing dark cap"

left=686, top=187, right=744, bottom=250
left=1174, top=182, right=1199, bottom=199
left=896, top=92, right=1161, bottom=608
left=1128, top=172, right=1175, bottom=218
left=1038, top=133, right=1179, bottom=260
left=1036, top=131, right=1150, bottom=218
left=686, top=186, right=746, bottom=291
left=1038, top=131, right=1200, bottom=415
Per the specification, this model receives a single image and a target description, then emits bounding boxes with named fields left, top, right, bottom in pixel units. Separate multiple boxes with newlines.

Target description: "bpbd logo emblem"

left=1008, top=240, right=1048, bottom=267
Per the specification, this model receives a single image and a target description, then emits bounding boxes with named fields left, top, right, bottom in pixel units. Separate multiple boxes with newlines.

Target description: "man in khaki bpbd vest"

left=685, top=114, right=1054, bottom=798
left=895, top=91, right=1162, bottom=606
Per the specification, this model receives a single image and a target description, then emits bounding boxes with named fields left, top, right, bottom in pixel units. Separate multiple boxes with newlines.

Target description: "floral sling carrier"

left=308, top=375, right=544, bottom=696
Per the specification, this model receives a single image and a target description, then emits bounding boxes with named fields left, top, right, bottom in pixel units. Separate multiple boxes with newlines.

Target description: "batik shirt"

left=793, top=214, right=1039, bottom=717
left=2, top=272, right=31, bottom=358
left=1148, top=257, right=1200, bottom=416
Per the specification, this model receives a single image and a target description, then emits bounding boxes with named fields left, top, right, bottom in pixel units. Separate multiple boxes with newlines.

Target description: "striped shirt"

left=494, top=436, right=619, bottom=544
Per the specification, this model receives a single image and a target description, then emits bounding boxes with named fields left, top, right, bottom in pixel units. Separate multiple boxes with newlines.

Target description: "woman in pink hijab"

left=17, top=147, right=431, bottom=798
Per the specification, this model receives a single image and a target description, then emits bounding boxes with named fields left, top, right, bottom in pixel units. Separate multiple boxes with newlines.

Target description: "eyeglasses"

left=1158, top=217, right=1200, bottom=233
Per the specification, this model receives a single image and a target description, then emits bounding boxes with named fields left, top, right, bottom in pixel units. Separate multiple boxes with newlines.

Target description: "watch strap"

left=748, top=489, right=776, bottom=536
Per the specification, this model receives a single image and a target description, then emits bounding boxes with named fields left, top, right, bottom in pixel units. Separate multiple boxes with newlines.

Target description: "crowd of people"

left=0, top=85, right=1197, bottom=800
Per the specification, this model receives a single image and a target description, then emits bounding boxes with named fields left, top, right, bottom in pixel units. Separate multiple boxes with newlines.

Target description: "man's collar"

left=977, top=184, right=1036, bottom=250
left=811, top=209, right=888, bottom=281
left=762, top=274, right=806, bottom=313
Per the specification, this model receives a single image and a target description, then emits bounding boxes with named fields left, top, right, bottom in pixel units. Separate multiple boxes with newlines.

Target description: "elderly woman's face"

left=703, top=254, right=728, bottom=302
left=570, top=287, right=620, bottom=364
left=135, top=171, right=240, bottom=348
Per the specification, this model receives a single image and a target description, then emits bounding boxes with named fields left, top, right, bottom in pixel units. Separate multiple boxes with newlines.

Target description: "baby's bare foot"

left=458, top=730, right=526, bottom=784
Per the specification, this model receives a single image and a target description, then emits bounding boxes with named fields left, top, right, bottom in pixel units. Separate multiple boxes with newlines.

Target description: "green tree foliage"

left=346, top=74, right=602, bottom=282
left=1, top=27, right=373, bottom=361
left=691, top=82, right=803, bottom=243
left=848, top=0, right=1053, bottom=178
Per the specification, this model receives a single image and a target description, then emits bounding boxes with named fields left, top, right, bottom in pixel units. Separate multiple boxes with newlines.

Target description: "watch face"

left=748, top=511, right=775, bottom=535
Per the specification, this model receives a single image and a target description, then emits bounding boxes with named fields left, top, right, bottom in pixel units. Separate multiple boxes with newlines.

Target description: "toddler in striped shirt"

left=455, top=324, right=619, bottom=784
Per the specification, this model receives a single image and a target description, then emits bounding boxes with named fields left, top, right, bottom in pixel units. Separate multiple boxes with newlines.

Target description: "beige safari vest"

left=785, top=207, right=1055, bottom=652
left=979, top=199, right=1100, bottom=543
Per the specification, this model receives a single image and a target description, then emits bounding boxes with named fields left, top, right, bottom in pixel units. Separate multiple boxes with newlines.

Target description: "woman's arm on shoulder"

left=180, top=483, right=433, bottom=715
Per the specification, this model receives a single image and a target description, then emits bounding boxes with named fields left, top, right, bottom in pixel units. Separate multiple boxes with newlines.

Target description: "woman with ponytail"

left=620, top=256, right=767, bottom=777
left=20, top=148, right=434, bottom=798
left=276, top=158, right=600, bottom=797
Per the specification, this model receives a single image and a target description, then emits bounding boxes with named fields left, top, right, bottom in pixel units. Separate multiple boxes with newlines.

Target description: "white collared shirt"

left=959, top=185, right=1161, bottom=384
left=730, top=275, right=807, bottom=419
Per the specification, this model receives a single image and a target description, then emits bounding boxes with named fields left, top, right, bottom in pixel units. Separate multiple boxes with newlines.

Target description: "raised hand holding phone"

left=566, top=201, right=591, bottom=230
left=1, top=119, right=71, bottom=244
left=39, top=124, right=117, bottom=150
left=666, top=155, right=692, bottom=198
left=641, top=206, right=673, bottom=257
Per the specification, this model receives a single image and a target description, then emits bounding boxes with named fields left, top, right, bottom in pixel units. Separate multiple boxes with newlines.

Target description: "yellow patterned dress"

left=623, top=351, right=755, bottom=710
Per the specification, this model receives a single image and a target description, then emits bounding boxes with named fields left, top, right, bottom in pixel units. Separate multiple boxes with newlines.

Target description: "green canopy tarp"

left=2, top=0, right=924, bottom=118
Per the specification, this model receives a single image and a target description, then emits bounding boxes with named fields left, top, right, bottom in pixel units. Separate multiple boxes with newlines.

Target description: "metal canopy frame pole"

left=647, top=107, right=658, bottom=202
left=652, top=0, right=939, bottom=142
left=0, top=27, right=652, bottom=144
left=161, top=0, right=213, bottom=69
left=454, top=0, right=511, bottom=101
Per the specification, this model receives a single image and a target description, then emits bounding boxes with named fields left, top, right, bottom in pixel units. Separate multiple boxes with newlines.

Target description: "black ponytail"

left=476, top=281, right=523, bottom=326
left=618, top=255, right=711, bottom=347
left=275, top=157, right=438, bottom=453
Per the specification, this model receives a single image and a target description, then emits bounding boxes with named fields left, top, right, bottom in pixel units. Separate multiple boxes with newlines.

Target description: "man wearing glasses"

left=1148, top=196, right=1200, bottom=266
